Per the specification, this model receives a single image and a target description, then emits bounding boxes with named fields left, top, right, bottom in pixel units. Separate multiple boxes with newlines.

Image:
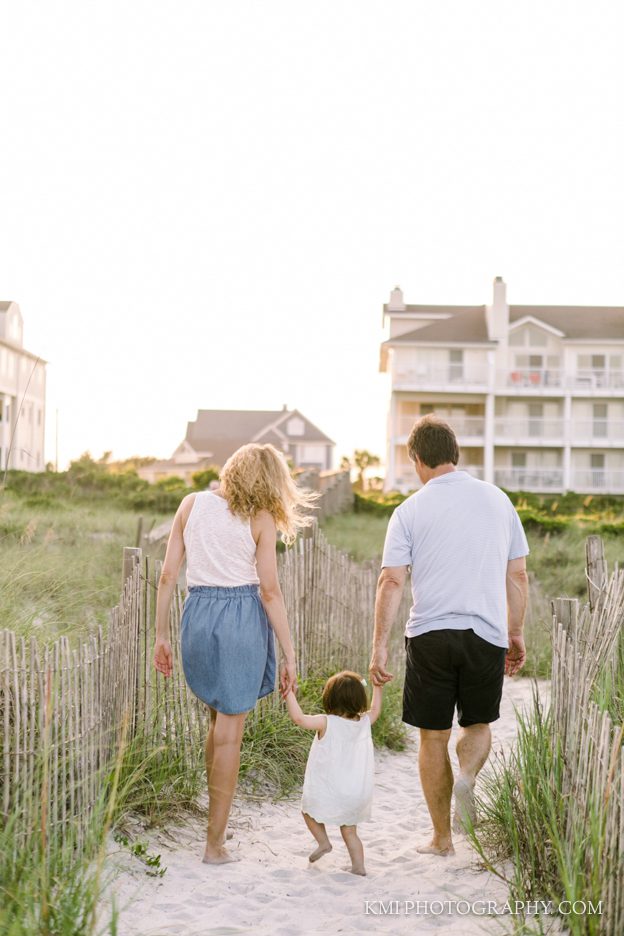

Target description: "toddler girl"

left=284, top=670, right=383, bottom=876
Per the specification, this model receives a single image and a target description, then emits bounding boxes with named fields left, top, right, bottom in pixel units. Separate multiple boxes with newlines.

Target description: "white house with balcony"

left=380, top=278, right=624, bottom=494
left=0, top=301, right=47, bottom=472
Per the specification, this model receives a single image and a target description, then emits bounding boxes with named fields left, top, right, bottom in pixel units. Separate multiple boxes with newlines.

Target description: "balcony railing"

left=396, top=415, right=485, bottom=437
left=571, top=470, right=624, bottom=493
left=570, top=421, right=624, bottom=443
left=494, top=468, right=564, bottom=491
left=393, top=367, right=488, bottom=388
left=499, top=368, right=562, bottom=389
left=494, top=418, right=564, bottom=439
left=570, top=370, right=624, bottom=390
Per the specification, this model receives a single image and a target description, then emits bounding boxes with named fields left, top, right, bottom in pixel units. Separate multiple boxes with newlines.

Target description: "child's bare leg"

left=340, top=824, right=366, bottom=875
left=302, top=812, right=332, bottom=862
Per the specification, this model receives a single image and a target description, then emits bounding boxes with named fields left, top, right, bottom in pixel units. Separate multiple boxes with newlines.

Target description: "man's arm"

left=506, top=556, right=529, bottom=676
left=369, top=565, right=408, bottom=685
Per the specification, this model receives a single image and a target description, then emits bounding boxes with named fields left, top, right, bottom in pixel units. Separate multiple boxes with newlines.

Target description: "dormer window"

left=287, top=417, right=305, bottom=436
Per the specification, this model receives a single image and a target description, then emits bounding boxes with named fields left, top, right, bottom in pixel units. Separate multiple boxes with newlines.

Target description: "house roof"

left=184, top=408, right=334, bottom=466
left=0, top=301, right=15, bottom=312
left=384, top=307, right=491, bottom=344
left=383, top=304, right=624, bottom=344
left=509, top=306, right=624, bottom=339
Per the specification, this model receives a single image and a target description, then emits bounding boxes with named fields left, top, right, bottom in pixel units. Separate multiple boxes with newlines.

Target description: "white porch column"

left=484, top=393, right=495, bottom=484
left=563, top=394, right=572, bottom=491
left=385, top=393, right=397, bottom=492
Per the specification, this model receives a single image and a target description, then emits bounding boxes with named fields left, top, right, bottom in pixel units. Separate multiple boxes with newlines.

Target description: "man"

left=369, top=415, right=529, bottom=856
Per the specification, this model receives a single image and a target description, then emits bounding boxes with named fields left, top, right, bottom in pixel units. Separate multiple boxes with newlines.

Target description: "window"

left=528, top=403, right=543, bottom=437
left=286, top=417, right=305, bottom=436
left=508, top=324, right=548, bottom=346
left=299, top=444, right=326, bottom=465
left=593, top=404, right=608, bottom=438
left=512, top=452, right=527, bottom=468
left=590, top=453, right=605, bottom=468
left=448, top=349, right=463, bottom=381
left=420, top=404, right=434, bottom=415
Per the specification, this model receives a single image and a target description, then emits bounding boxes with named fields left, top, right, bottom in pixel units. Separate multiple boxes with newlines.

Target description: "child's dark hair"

left=322, top=671, right=368, bottom=718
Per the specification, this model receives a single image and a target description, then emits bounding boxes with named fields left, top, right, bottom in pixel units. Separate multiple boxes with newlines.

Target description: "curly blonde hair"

left=220, top=443, right=320, bottom=545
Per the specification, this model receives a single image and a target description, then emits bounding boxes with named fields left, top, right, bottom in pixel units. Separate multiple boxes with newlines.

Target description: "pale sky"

left=1, top=1, right=622, bottom=469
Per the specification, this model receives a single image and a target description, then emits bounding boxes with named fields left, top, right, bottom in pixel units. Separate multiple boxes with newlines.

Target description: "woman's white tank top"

left=182, top=492, right=260, bottom=587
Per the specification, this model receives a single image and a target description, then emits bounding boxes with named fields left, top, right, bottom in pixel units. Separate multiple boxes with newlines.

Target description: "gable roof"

left=183, top=408, right=334, bottom=466
left=509, top=306, right=624, bottom=340
left=385, top=307, right=491, bottom=344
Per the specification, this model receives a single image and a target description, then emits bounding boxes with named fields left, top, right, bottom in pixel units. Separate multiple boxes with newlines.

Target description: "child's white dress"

left=301, top=713, right=374, bottom=826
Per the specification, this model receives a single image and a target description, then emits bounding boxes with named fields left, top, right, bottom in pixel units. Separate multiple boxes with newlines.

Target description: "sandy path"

left=103, top=678, right=547, bottom=936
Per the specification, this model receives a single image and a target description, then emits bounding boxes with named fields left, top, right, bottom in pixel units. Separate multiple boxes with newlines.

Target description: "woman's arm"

left=153, top=494, right=194, bottom=677
left=368, top=684, right=383, bottom=725
left=252, top=510, right=297, bottom=698
left=284, top=690, right=327, bottom=736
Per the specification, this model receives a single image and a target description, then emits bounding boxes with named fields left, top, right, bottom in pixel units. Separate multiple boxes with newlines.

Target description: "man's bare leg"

left=453, top=723, right=491, bottom=833
left=340, top=824, right=366, bottom=875
left=302, top=812, right=332, bottom=862
left=203, top=710, right=247, bottom=864
left=416, top=727, right=455, bottom=855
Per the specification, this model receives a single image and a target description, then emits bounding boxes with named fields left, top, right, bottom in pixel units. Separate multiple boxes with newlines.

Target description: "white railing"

left=393, top=367, right=488, bottom=388
left=570, top=370, right=624, bottom=390
left=499, top=369, right=624, bottom=391
left=494, top=468, right=564, bottom=490
left=498, top=368, right=562, bottom=389
left=570, top=421, right=624, bottom=443
left=396, top=414, right=485, bottom=437
left=570, top=470, right=624, bottom=493
left=494, top=418, right=564, bottom=439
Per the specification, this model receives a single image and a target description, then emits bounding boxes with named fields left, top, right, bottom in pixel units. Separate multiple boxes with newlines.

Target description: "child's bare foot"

left=342, top=863, right=366, bottom=876
left=309, top=841, right=332, bottom=862
left=202, top=844, right=240, bottom=864
left=416, top=837, right=455, bottom=857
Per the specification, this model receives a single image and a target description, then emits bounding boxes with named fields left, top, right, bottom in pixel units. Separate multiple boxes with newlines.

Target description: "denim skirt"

left=180, top=584, right=277, bottom=715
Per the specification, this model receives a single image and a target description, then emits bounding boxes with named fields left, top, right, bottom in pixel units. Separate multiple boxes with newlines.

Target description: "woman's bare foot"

left=309, top=841, right=332, bottom=862
left=342, top=863, right=366, bottom=876
left=202, top=844, right=240, bottom=864
left=416, top=838, right=455, bottom=857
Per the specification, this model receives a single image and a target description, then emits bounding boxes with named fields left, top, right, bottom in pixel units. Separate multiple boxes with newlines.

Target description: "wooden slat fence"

left=0, top=523, right=409, bottom=855
left=550, top=535, right=624, bottom=935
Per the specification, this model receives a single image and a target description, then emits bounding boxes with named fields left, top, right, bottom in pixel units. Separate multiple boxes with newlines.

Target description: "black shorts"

left=403, top=629, right=506, bottom=730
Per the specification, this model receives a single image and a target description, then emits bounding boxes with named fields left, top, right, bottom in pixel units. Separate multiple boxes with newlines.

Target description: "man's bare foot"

left=202, top=844, right=240, bottom=864
left=452, top=776, right=477, bottom=834
left=416, top=839, right=455, bottom=856
left=309, top=842, right=332, bottom=862
left=342, top=863, right=366, bottom=876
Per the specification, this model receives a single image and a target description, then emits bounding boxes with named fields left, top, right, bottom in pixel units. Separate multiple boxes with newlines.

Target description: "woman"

left=153, top=443, right=317, bottom=864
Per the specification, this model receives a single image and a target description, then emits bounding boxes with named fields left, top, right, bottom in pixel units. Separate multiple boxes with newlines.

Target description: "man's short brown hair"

left=407, top=415, right=459, bottom=468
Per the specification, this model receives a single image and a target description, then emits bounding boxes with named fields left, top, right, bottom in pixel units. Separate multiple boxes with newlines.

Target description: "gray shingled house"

left=139, top=406, right=334, bottom=484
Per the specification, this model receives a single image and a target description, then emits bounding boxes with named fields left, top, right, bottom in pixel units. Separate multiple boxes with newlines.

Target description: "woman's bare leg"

left=204, top=707, right=232, bottom=844
left=302, top=812, right=332, bottom=862
left=340, top=825, right=366, bottom=875
left=203, top=710, right=247, bottom=864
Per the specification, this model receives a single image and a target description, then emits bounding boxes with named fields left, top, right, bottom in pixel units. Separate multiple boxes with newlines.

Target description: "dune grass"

left=468, top=690, right=608, bottom=936
left=0, top=490, right=166, bottom=643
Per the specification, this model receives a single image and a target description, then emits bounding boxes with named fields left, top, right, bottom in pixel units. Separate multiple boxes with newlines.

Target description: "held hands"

left=280, top=659, right=298, bottom=699
left=369, top=647, right=394, bottom=687
left=153, top=638, right=173, bottom=678
left=505, top=634, right=526, bottom=676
